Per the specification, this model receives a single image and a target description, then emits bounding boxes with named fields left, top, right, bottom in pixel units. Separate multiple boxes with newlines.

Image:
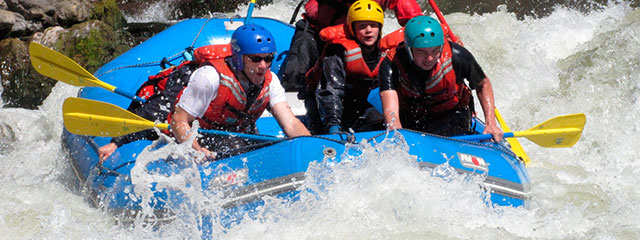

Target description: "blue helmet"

left=403, top=16, right=444, bottom=61
left=230, top=24, right=276, bottom=71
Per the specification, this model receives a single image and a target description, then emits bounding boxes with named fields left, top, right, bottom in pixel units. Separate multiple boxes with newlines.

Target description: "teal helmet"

left=403, top=16, right=444, bottom=61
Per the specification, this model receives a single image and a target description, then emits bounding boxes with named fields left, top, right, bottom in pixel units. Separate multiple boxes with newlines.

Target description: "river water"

left=1, top=0, right=639, bottom=239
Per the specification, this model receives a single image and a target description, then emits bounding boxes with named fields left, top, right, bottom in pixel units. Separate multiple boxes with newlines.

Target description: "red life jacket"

left=135, top=44, right=232, bottom=99
left=302, top=0, right=422, bottom=30
left=389, top=40, right=471, bottom=113
left=168, top=57, right=272, bottom=134
left=305, top=24, right=402, bottom=94
left=196, top=59, right=272, bottom=132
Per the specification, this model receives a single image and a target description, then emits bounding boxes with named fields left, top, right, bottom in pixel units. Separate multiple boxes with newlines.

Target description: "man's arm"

left=171, top=106, right=215, bottom=156
left=270, top=101, right=311, bottom=137
left=380, top=89, right=403, bottom=130
left=475, top=78, right=503, bottom=142
left=450, top=43, right=504, bottom=141
left=378, top=56, right=402, bottom=130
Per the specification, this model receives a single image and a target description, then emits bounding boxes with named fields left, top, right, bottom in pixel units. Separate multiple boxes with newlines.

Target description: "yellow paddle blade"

left=62, top=97, right=169, bottom=137
left=495, top=108, right=532, bottom=165
left=29, top=42, right=116, bottom=91
left=517, top=113, right=586, bottom=148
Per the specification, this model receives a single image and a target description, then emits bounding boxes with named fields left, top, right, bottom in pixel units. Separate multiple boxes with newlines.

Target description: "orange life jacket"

left=389, top=40, right=471, bottom=113
left=305, top=24, right=403, bottom=94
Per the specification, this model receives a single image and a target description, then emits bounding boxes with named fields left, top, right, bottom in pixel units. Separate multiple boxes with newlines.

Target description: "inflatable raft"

left=53, top=18, right=534, bottom=225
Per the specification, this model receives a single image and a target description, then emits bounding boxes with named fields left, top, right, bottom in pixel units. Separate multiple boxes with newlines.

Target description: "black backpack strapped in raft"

left=110, top=44, right=232, bottom=147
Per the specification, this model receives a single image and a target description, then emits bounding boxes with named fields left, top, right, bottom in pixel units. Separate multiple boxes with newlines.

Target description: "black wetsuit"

left=305, top=43, right=385, bottom=134
left=378, top=42, right=486, bottom=136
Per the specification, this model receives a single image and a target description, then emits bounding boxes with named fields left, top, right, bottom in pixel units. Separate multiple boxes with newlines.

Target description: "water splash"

left=1, top=1, right=639, bottom=239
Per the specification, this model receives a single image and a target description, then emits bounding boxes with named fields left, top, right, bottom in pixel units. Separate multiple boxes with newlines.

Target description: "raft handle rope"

left=86, top=128, right=515, bottom=177
left=95, top=18, right=213, bottom=78
left=404, top=128, right=519, bottom=160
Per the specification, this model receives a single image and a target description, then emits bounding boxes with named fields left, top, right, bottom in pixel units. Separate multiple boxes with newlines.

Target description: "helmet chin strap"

left=406, top=46, right=414, bottom=62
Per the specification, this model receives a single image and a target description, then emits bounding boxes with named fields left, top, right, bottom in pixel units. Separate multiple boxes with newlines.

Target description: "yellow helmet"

left=346, top=0, right=384, bottom=36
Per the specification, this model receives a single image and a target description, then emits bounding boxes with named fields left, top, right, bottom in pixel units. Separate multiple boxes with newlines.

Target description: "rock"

left=31, top=25, right=64, bottom=47
left=90, top=0, right=126, bottom=29
left=23, top=19, right=41, bottom=34
left=0, top=8, right=26, bottom=38
left=56, top=19, right=132, bottom=73
left=15, top=0, right=53, bottom=20
left=55, top=0, right=93, bottom=25
left=1, top=16, right=134, bottom=109
left=0, top=38, right=55, bottom=109
left=0, top=0, right=7, bottom=10
left=4, top=0, right=53, bottom=23
left=0, top=0, right=134, bottom=109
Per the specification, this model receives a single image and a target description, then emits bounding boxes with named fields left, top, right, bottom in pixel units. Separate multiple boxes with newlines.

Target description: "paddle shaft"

left=245, top=0, right=256, bottom=24
left=64, top=112, right=281, bottom=142
left=453, top=128, right=582, bottom=142
left=65, top=113, right=282, bottom=142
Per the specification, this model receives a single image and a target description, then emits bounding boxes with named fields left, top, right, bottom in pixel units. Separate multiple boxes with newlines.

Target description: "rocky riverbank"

left=1, top=0, right=129, bottom=108
left=0, top=0, right=248, bottom=109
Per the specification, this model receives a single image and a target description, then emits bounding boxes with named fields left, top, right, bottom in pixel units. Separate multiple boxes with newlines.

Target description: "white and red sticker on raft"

left=457, top=153, right=488, bottom=172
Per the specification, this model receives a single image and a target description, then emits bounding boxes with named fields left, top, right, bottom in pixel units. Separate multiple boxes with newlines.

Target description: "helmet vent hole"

left=419, top=33, right=425, bottom=37
left=367, top=3, right=371, bottom=9
left=354, top=7, right=362, bottom=11
left=257, top=38, right=262, bottom=43
left=430, top=32, right=435, bottom=37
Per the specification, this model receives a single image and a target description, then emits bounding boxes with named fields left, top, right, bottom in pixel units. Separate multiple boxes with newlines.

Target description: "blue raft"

left=62, top=17, right=530, bottom=224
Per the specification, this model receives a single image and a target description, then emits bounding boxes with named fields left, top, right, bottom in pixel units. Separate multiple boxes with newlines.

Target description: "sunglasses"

left=247, top=54, right=275, bottom=63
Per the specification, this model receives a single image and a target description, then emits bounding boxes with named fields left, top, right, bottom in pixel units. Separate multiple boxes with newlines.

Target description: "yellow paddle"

left=62, top=97, right=281, bottom=142
left=495, top=108, right=532, bottom=164
left=28, top=42, right=146, bottom=103
left=453, top=113, right=586, bottom=148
